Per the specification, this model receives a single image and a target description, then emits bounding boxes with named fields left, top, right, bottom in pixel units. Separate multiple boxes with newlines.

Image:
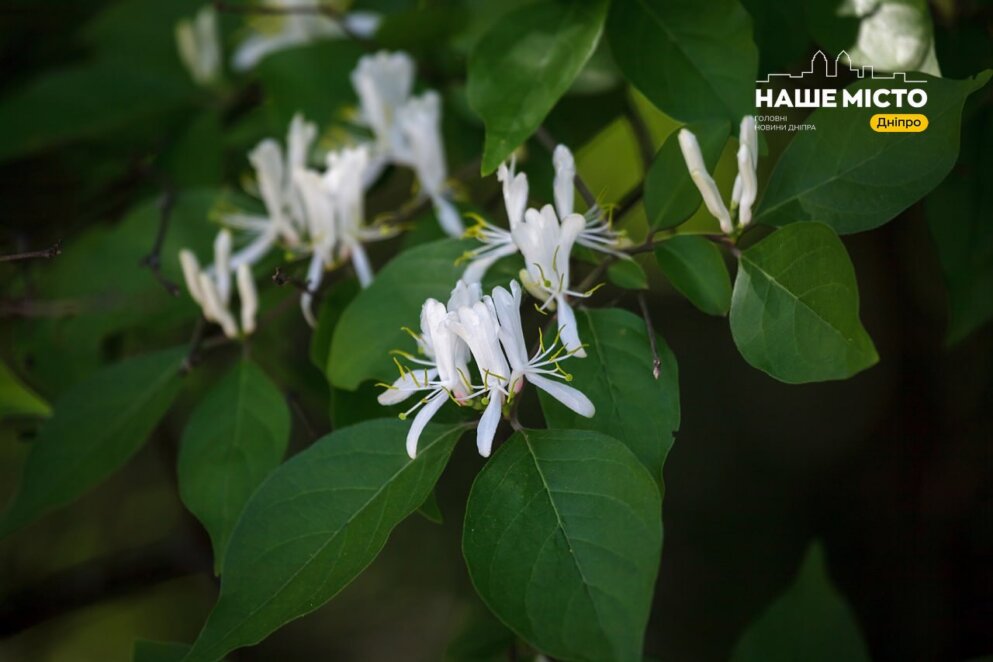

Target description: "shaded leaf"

left=607, top=0, right=758, bottom=124
left=730, top=223, right=877, bottom=383
left=183, top=419, right=467, bottom=661
left=655, top=234, right=732, bottom=316
left=0, top=360, right=51, bottom=420
left=133, top=640, right=192, bottom=662
left=538, top=308, right=680, bottom=482
left=1, top=348, right=185, bottom=536
left=607, top=259, right=648, bottom=290
left=468, top=0, right=608, bottom=174
left=463, top=428, right=662, bottom=662
left=178, top=360, right=291, bottom=573
left=757, top=72, right=992, bottom=234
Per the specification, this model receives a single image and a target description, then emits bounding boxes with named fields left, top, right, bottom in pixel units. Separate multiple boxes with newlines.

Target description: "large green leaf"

left=606, top=0, right=758, bottom=124
left=0, top=360, right=51, bottom=420
left=731, top=543, right=870, bottom=662
left=463, top=428, right=662, bottom=662
left=926, top=108, right=993, bottom=344
left=327, top=238, right=469, bottom=390
left=655, top=235, right=732, bottom=316
left=178, top=360, right=291, bottom=573
left=538, top=308, right=680, bottom=482
left=730, top=223, right=877, bottom=383
left=183, top=419, right=467, bottom=661
left=757, top=72, right=992, bottom=234
left=644, top=120, right=730, bottom=230
left=0, top=348, right=185, bottom=536
left=468, top=0, right=608, bottom=174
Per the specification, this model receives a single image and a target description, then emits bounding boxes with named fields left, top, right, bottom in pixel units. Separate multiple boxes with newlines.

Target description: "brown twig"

left=139, top=183, right=180, bottom=296
left=638, top=293, right=662, bottom=380
left=534, top=126, right=597, bottom=209
left=612, top=182, right=644, bottom=222
left=0, top=240, right=62, bottom=263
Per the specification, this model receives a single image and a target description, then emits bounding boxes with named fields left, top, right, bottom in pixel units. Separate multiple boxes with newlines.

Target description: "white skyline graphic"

left=757, top=50, right=928, bottom=84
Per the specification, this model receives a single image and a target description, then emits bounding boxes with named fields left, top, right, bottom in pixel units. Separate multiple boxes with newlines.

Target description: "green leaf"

left=730, top=223, right=877, bottom=383
left=417, top=489, right=444, bottom=525
left=757, top=71, right=992, bottom=234
left=183, top=419, right=467, bottom=661
left=926, top=108, right=993, bottom=344
left=468, top=0, right=608, bottom=174
left=178, top=360, right=291, bottom=574
left=0, top=360, right=51, bottom=420
left=655, top=235, right=732, bottom=316
left=644, top=120, right=730, bottom=230
left=606, top=259, right=648, bottom=290
left=1, top=348, right=185, bottom=537
left=310, top=278, right=361, bottom=374
left=463, top=428, right=662, bottom=662
left=133, top=640, right=192, bottom=662
left=538, top=308, right=680, bottom=482
left=731, top=543, right=870, bottom=662
left=606, top=0, right=758, bottom=124
left=445, top=602, right=515, bottom=662
left=328, top=238, right=469, bottom=390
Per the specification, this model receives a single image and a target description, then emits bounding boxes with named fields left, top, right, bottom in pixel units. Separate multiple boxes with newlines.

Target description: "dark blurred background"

left=1, top=1, right=992, bottom=661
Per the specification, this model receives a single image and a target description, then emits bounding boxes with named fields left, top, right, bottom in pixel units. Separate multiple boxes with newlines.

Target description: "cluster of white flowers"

left=178, top=50, right=461, bottom=336
left=461, top=146, right=627, bottom=357
left=379, top=279, right=595, bottom=459
left=678, top=116, right=758, bottom=235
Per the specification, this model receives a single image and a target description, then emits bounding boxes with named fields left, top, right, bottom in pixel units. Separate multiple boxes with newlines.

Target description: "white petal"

left=432, top=194, right=464, bottom=238
left=736, top=144, right=758, bottom=228
left=229, top=228, right=278, bottom=271
left=527, top=373, right=595, bottom=418
left=462, top=244, right=519, bottom=284
left=689, top=170, right=733, bottom=235
left=236, top=264, right=258, bottom=335
left=349, top=240, right=374, bottom=288
left=552, top=144, right=576, bottom=219
left=178, top=249, right=204, bottom=305
left=556, top=296, right=586, bottom=358
left=447, top=280, right=482, bottom=311
left=342, top=11, right=382, bottom=38
left=476, top=391, right=504, bottom=457
left=213, top=229, right=233, bottom=304
left=378, top=368, right=438, bottom=406
left=301, top=252, right=325, bottom=328
left=405, top=393, right=447, bottom=458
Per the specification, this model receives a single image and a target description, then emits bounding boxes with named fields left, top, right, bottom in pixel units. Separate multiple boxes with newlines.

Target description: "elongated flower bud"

left=736, top=144, right=758, bottom=227
left=236, top=264, right=258, bottom=335
left=553, top=144, right=575, bottom=220
left=678, top=129, right=733, bottom=234
left=213, top=229, right=233, bottom=304
left=198, top=273, right=239, bottom=338
left=179, top=249, right=204, bottom=305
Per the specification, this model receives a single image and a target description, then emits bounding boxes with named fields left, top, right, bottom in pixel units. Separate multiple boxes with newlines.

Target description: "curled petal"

left=432, top=194, right=465, bottom=238
left=406, top=392, right=447, bottom=459
left=476, top=391, right=504, bottom=458
left=528, top=373, right=595, bottom=418
left=556, top=296, right=586, bottom=358
left=378, top=367, right=438, bottom=406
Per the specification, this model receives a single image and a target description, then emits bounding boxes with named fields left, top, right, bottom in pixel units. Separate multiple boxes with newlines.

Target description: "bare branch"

left=0, top=240, right=62, bottom=264
left=139, top=182, right=180, bottom=297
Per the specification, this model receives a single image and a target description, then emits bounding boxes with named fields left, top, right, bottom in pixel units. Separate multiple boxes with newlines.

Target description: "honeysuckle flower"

left=176, top=5, right=222, bottom=87
left=350, top=51, right=415, bottom=180
left=460, top=158, right=528, bottom=283
left=512, top=205, right=588, bottom=357
left=232, top=0, right=381, bottom=71
left=491, top=280, right=594, bottom=418
left=449, top=300, right=511, bottom=457
left=226, top=114, right=318, bottom=270
left=378, top=281, right=482, bottom=458
left=678, top=115, right=757, bottom=234
left=293, top=167, right=337, bottom=326
left=179, top=230, right=259, bottom=339
left=393, top=91, right=463, bottom=238
left=552, top=145, right=628, bottom=258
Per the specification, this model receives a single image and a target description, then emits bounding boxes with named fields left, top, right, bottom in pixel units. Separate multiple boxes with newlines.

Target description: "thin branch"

left=0, top=240, right=62, bottom=263
left=638, top=293, right=662, bottom=380
left=272, top=266, right=318, bottom=295
left=181, top=316, right=208, bottom=373
left=612, top=182, right=644, bottom=222
left=534, top=126, right=597, bottom=209
left=139, top=182, right=180, bottom=296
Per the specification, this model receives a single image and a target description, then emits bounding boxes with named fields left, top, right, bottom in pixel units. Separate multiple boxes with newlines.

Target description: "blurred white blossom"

left=176, top=5, right=222, bottom=86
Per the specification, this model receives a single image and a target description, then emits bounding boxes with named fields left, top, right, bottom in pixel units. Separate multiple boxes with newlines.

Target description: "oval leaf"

left=0, top=360, right=51, bottom=420
left=183, top=419, right=467, bottom=661
left=756, top=71, right=992, bottom=234
left=655, top=234, right=732, bottom=316
left=730, top=223, right=878, bottom=383
left=1, top=348, right=185, bottom=536
left=468, top=0, right=608, bottom=174
left=607, top=0, right=758, bottom=123
left=644, top=120, right=730, bottom=230
left=463, top=428, right=662, bottom=662
left=178, top=360, right=291, bottom=573
left=538, top=308, right=680, bottom=481
left=327, top=238, right=469, bottom=390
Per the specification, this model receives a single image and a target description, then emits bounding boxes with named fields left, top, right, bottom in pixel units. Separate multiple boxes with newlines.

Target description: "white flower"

left=552, top=144, right=627, bottom=258
left=394, top=91, right=463, bottom=237
left=293, top=167, right=337, bottom=327
left=377, top=281, right=482, bottom=458
left=492, top=280, right=594, bottom=418
left=460, top=157, right=527, bottom=283
left=232, top=0, right=381, bottom=71
left=449, top=300, right=511, bottom=457
left=176, top=5, right=222, bottom=87
left=678, top=115, right=757, bottom=234
left=512, top=205, right=588, bottom=357
left=179, top=230, right=259, bottom=339
left=351, top=51, right=415, bottom=164
left=325, top=145, right=388, bottom=289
